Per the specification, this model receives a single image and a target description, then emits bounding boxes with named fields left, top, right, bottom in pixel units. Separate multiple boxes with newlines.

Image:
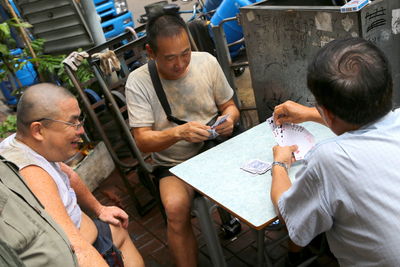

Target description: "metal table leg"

left=192, top=196, right=227, bottom=267
left=254, top=229, right=268, bottom=267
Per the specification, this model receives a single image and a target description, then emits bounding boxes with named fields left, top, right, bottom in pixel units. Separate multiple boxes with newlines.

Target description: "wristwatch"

left=271, top=161, right=288, bottom=175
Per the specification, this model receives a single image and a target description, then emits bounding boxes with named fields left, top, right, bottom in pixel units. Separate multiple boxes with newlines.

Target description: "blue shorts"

left=93, top=219, right=124, bottom=267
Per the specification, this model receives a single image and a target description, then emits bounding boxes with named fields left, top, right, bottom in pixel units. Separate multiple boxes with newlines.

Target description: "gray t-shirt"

left=279, top=109, right=400, bottom=266
left=125, top=51, right=234, bottom=166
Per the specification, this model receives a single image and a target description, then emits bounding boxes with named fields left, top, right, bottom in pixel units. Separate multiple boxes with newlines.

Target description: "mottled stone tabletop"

left=171, top=121, right=335, bottom=229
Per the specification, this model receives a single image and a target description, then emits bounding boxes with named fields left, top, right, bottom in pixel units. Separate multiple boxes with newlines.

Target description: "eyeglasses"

left=34, top=115, right=86, bottom=130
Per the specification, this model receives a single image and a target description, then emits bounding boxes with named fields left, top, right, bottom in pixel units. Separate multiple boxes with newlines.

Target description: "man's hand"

left=272, top=145, right=298, bottom=168
left=273, top=101, right=315, bottom=126
left=177, top=121, right=211, bottom=143
left=96, top=206, right=129, bottom=229
left=59, top=162, right=78, bottom=179
left=214, top=115, right=234, bottom=137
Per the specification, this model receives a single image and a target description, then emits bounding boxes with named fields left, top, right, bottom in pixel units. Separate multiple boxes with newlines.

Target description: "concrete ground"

left=94, top=167, right=339, bottom=267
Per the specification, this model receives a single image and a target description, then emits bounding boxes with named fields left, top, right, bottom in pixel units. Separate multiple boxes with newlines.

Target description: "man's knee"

left=109, top=224, right=130, bottom=248
left=159, top=176, right=193, bottom=224
left=163, top=193, right=192, bottom=224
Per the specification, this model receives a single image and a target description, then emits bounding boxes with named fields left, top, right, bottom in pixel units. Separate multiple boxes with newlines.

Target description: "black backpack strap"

left=148, top=60, right=187, bottom=125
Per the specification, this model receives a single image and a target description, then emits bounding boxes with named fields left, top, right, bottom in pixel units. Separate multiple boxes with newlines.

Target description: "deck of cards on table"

left=266, top=116, right=316, bottom=160
left=241, top=159, right=272, bottom=174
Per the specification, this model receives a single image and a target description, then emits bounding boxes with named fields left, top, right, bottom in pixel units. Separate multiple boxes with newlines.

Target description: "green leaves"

left=7, top=20, right=32, bottom=29
left=28, top=51, right=94, bottom=89
left=0, top=22, right=11, bottom=40
left=0, top=16, right=94, bottom=92
left=0, top=115, right=17, bottom=138
left=29, top=38, right=45, bottom=55
left=0, top=43, right=8, bottom=55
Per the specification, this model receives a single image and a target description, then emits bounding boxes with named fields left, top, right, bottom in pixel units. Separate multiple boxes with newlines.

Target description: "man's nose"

left=175, top=56, right=185, bottom=69
left=76, top=125, right=85, bottom=135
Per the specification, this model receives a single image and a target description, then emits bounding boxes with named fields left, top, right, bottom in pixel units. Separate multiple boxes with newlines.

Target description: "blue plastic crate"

left=94, top=0, right=117, bottom=18
left=0, top=81, right=18, bottom=106
left=102, top=11, right=134, bottom=39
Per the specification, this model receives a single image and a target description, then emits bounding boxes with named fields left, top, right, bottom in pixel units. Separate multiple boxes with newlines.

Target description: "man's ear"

left=146, top=44, right=156, bottom=60
left=30, top=122, right=45, bottom=141
left=319, top=105, right=336, bottom=127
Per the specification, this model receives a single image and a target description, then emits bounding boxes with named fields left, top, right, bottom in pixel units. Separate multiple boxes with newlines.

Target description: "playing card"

left=266, top=117, right=284, bottom=145
left=266, top=116, right=316, bottom=160
left=207, top=128, right=219, bottom=139
left=241, top=159, right=272, bottom=174
left=281, top=123, right=315, bottom=160
left=211, top=114, right=229, bottom=129
left=207, top=114, right=229, bottom=140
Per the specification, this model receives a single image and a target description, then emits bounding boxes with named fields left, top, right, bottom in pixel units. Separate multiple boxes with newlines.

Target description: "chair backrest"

left=63, top=27, right=158, bottom=216
left=66, top=27, right=152, bottom=172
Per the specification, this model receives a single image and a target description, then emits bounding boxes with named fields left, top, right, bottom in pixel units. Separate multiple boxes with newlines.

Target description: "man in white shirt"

left=271, top=38, right=400, bottom=266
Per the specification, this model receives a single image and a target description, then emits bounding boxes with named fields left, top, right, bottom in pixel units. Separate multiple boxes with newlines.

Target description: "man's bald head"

left=17, top=83, right=76, bottom=135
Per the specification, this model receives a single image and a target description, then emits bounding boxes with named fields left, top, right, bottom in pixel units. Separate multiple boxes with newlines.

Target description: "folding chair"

left=63, top=27, right=158, bottom=217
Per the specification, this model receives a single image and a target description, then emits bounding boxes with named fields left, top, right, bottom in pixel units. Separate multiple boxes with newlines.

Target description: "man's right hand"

left=177, top=121, right=211, bottom=143
left=273, top=100, right=323, bottom=126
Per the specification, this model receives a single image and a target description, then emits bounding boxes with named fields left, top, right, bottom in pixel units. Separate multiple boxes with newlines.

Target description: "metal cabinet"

left=240, top=0, right=400, bottom=121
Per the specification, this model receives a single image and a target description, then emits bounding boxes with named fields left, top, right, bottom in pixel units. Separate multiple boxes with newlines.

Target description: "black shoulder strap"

left=148, top=60, right=187, bottom=125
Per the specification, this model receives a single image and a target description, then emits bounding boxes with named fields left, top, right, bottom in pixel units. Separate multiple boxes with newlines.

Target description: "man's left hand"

left=272, top=145, right=298, bottom=168
left=97, top=206, right=129, bottom=229
left=214, top=115, right=234, bottom=137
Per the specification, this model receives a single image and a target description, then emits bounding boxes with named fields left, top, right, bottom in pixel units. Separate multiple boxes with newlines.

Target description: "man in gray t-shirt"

left=125, top=11, right=239, bottom=267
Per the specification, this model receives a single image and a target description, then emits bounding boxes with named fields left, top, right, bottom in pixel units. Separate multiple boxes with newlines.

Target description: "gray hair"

left=17, top=83, right=75, bottom=135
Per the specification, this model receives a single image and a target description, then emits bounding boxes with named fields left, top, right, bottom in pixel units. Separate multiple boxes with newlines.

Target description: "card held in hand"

left=207, top=114, right=230, bottom=140
left=266, top=116, right=316, bottom=160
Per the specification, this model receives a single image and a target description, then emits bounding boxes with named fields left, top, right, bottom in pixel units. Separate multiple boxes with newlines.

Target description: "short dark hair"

left=146, top=10, right=189, bottom=54
left=307, top=38, right=393, bottom=125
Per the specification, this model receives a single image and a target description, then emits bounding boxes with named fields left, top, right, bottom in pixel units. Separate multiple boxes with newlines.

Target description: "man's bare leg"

left=110, top=224, right=144, bottom=267
left=160, top=176, right=197, bottom=267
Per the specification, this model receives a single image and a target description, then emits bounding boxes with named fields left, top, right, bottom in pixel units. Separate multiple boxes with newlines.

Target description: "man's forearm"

left=63, top=163, right=103, bottom=216
left=270, top=165, right=292, bottom=209
left=221, top=103, right=240, bottom=125
left=133, top=127, right=181, bottom=153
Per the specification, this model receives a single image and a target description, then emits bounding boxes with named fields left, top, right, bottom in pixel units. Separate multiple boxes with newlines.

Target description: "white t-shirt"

left=125, top=51, right=234, bottom=166
left=0, top=134, right=82, bottom=228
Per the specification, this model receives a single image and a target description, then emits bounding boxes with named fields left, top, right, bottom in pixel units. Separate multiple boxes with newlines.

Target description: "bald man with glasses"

left=0, top=83, right=144, bottom=267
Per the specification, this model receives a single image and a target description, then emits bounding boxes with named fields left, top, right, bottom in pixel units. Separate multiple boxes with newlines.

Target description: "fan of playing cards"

left=266, top=116, right=316, bottom=160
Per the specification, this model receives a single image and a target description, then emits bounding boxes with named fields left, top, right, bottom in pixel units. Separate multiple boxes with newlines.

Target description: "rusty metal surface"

left=240, top=0, right=400, bottom=121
